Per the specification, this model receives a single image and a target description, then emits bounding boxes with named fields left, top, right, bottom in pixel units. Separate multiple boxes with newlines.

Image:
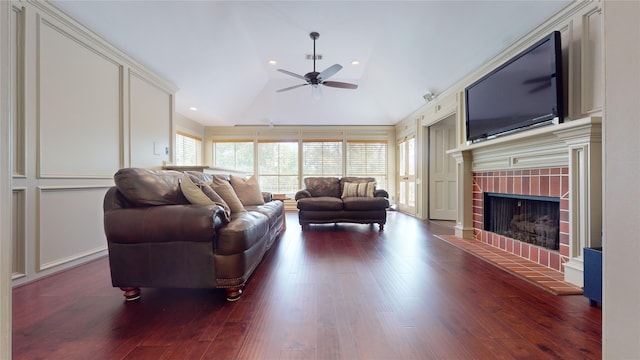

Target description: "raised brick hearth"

left=472, top=167, right=570, bottom=272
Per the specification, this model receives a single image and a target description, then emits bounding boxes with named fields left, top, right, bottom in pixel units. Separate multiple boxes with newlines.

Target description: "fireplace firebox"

left=484, top=193, right=560, bottom=250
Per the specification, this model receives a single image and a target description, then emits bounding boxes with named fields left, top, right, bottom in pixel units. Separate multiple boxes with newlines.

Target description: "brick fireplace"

left=449, top=117, right=602, bottom=286
left=472, top=168, right=570, bottom=272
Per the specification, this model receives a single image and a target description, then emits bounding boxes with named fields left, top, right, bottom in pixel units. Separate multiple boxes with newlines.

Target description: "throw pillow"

left=341, top=181, right=375, bottom=198
left=180, top=173, right=231, bottom=222
left=230, top=175, right=265, bottom=206
left=211, top=177, right=246, bottom=213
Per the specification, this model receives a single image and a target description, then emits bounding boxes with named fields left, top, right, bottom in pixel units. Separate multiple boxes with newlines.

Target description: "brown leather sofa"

left=103, top=168, right=284, bottom=302
left=295, top=177, right=389, bottom=231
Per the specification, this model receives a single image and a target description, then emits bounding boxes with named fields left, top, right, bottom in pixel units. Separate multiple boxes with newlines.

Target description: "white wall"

left=602, top=1, right=640, bottom=357
left=8, top=1, right=176, bottom=289
left=175, top=112, right=205, bottom=138
left=129, top=72, right=174, bottom=168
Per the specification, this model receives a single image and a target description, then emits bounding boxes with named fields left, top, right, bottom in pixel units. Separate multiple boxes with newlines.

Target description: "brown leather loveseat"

left=103, top=168, right=284, bottom=302
left=295, top=177, right=389, bottom=231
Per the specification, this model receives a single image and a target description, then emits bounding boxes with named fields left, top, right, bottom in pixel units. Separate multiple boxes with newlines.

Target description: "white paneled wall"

left=37, top=186, right=111, bottom=271
left=129, top=71, right=173, bottom=168
left=38, top=18, right=121, bottom=178
left=9, top=1, right=176, bottom=287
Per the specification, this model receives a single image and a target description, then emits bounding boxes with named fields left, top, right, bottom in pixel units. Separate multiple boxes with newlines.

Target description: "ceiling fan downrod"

left=310, top=32, right=319, bottom=73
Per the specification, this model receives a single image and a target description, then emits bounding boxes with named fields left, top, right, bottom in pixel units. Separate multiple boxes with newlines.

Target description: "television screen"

left=465, top=31, right=563, bottom=143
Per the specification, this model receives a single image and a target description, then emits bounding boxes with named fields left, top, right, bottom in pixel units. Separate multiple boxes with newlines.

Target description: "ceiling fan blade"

left=317, top=64, right=342, bottom=81
left=277, top=69, right=306, bottom=80
left=276, top=83, right=308, bottom=93
left=322, top=81, right=358, bottom=90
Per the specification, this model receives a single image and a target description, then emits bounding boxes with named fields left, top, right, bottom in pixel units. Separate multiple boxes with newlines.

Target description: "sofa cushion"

left=230, top=175, right=265, bottom=206
left=216, top=211, right=269, bottom=254
left=341, top=181, right=375, bottom=198
left=339, top=177, right=376, bottom=196
left=245, top=201, right=284, bottom=230
left=296, top=196, right=344, bottom=211
left=211, top=177, right=246, bottom=213
left=114, top=168, right=189, bottom=206
left=303, top=177, right=341, bottom=198
left=180, top=173, right=231, bottom=222
left=342, top=196, right=389, bottom=211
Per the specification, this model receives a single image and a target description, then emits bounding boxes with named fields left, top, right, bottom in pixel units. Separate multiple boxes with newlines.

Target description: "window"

left=302, top=141, right=343, bottom=177
left=346, top=140, right=388, bottom=189
left=212, top=137, right=389, bottom=195
left=175, top=132, right=202, bottom=166
left=258, top=141, right=298, bottom=195
left=213, top=141, right=254, bottom=174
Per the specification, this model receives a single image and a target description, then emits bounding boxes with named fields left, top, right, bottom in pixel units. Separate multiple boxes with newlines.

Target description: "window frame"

left=302, top=140, right=344, bottom=178
left=346, top=139, right=388, bottom=190
left=175, top=131, right=202, bottom=166
left=212, top=139, right=255, bottom=175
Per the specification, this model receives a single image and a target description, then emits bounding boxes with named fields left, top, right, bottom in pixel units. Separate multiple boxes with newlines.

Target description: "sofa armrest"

left=374, top=189, right=389, bottom=198
left=104, top=204, right=225, bottom=244
left=295, top=190, right=312, bottom=201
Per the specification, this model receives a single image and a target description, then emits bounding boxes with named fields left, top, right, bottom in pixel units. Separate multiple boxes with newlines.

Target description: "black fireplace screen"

left=484, top=193, right=560, bottom=250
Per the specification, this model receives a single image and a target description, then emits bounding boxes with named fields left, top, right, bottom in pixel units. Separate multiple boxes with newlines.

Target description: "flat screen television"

left=465, top=31, right=563, bottom=143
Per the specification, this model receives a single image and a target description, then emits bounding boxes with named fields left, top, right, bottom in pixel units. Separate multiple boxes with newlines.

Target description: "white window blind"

left=258, top=141, right=298, bottom=195
left=175, top=132, right=202, bottom=166
left=213, top=141, right=254, bottom=174
left=346, top=140, right=388, bottom=189
left=302, top=141, right=343, bottom=177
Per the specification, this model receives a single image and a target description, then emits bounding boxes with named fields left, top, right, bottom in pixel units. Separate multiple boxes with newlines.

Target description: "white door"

left=397, top=136, right=416, bottom=215
left=429, top=116, right=457, bottom=220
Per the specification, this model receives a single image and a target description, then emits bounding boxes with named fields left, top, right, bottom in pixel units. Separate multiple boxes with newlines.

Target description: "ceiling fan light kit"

left=276, top=32, right=358, bottom=95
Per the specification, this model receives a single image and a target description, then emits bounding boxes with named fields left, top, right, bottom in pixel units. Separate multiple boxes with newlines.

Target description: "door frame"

left=421, top=108, right=459, bottom=222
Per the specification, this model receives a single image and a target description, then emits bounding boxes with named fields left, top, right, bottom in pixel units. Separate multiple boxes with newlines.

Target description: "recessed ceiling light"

left=189, top=106, right=198, bottom=111
left=351, top=60, right=360, bottom=65
left=268, top=60, right=277, bottom=65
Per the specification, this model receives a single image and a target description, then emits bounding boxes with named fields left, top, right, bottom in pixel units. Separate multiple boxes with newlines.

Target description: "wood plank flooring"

left=13, top=211, right=602, bottom=359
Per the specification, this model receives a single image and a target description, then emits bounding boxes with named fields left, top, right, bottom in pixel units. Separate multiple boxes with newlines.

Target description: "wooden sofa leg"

left=225, top=287, right=243, bottom=302
left=120, top=287, right=141, bottom=301
left=378, top=223, right=384, bottom=232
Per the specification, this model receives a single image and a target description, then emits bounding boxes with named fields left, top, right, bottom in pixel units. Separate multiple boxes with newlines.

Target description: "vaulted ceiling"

left=51, top=1, right=569, bottom=127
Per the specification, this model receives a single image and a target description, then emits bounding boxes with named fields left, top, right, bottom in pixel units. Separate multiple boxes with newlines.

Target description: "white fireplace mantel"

left=448, top=116, right=602, bottom=286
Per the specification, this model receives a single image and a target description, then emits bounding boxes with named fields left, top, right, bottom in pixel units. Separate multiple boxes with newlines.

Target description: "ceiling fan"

left=276, top=32, right=358, bottom=96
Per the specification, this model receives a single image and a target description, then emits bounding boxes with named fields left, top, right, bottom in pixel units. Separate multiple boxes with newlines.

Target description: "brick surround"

left=472, top=167, right=570, bottom=272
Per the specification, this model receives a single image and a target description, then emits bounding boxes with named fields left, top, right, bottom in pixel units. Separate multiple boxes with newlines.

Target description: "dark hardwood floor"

left=13, top=211, right=601, bottom=359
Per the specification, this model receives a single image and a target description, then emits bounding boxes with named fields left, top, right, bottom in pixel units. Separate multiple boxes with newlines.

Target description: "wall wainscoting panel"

left=37, top=17, right=121, bottom=178
left=581, top=6, right=604, bottom=115
left=11, top=5, right=25, bottom=177
left=11, top=188, right=26, bottom=279
left=129, top=71, right=172, bottom=168
left=561, top=20, right=583, bottom=122
left=36, top=186, right=109, bottom=271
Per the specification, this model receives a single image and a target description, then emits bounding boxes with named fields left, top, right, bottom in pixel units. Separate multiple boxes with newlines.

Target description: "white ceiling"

left=51, top=0, right=569, bottom=127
